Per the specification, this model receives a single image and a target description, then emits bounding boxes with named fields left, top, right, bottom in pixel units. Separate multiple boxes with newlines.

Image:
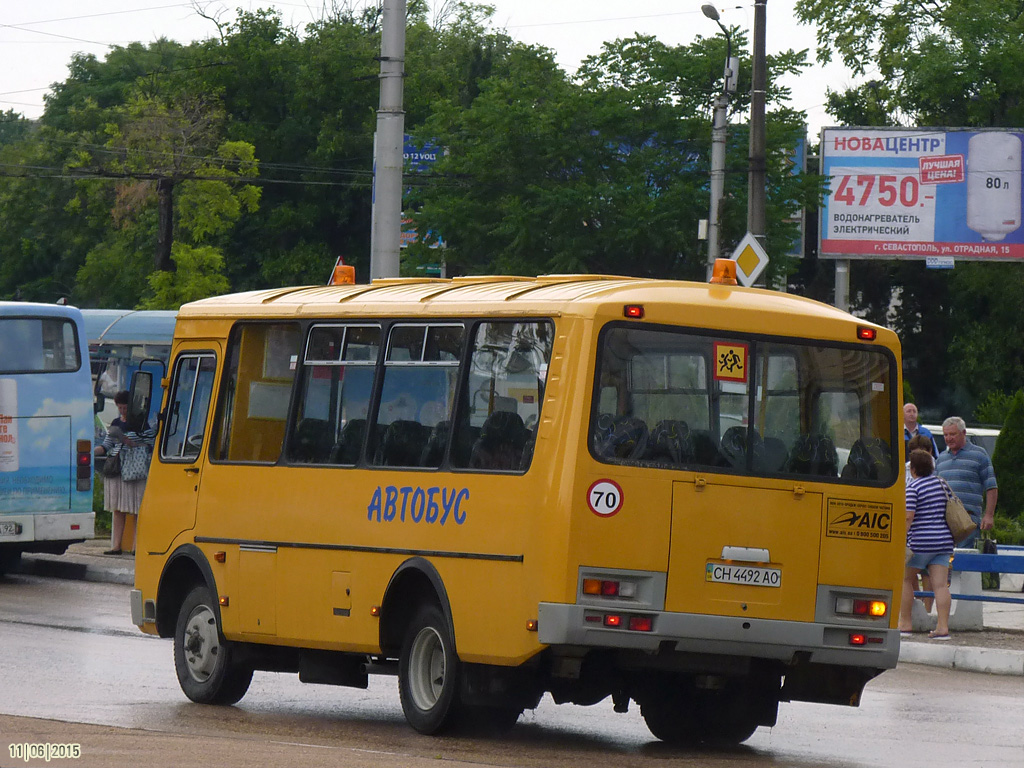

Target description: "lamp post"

left=748, top=0, right=767, bottom=247
left=702, top=4, right=737, bottom=279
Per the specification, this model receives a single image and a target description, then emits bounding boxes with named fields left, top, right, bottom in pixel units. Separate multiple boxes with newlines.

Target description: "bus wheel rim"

left=183, top=605, right=221, bottom=683
left=409, top=626, right=445, bottom=711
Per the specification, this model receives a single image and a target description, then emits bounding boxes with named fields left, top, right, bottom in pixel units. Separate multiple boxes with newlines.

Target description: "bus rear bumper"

left=537, top=602, right=899, bottom=670
left=0, top=513, right=94, bottom=549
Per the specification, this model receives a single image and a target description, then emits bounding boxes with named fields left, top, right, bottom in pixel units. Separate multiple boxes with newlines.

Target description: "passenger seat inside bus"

left=644, top=419, right=689, bottom=464
left=592, top=416, right=649, bottom=460
left=470, top=411, right=529, bottom=470
left=840, top=438, right=894, bottom=483
left=784, top=434, right=839, bottom=477
left=375, top=420, right=429, bottom=467
left=290, top=418, right=334, bottom=464
left=720, top=425, right=765, bottom=469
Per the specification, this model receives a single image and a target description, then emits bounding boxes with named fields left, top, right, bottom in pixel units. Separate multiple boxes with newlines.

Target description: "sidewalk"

left=14, top=538, right=1024, bottom=676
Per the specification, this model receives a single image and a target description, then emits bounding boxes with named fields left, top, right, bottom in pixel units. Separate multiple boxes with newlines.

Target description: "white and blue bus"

left=82, top=309, right=176, bottom=433
left=0, top=302, right=95, bottom=574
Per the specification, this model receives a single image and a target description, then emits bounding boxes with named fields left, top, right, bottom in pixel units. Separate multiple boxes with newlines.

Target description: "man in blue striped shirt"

left=935, top=416, right=997, bottom=548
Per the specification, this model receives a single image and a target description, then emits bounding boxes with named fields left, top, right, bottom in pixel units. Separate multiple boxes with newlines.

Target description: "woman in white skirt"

left=93, top=390, right=153, bottom=555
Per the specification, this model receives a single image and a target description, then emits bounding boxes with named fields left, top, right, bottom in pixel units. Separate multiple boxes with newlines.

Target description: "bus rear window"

left=0, top=317, right=80, bottom=373
left=591, top=325, right=897, bottom=485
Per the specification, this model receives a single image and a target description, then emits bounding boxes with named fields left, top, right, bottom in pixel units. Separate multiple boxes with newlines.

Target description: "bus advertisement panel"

left=0, top=303, right=94, bottom=572
left=820, top=127, right=1024, bottom=260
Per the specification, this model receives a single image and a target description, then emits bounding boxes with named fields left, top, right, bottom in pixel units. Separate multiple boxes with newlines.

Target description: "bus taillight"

left=76, top=439, right=91, bottom=491
left=583, top=578, right=638, bottom=598
left=835, top=597, right=888, bottom=618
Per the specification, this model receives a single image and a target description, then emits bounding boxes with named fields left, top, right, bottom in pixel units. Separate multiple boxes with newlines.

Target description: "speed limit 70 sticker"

left=587, top=479, right=623, bottom=517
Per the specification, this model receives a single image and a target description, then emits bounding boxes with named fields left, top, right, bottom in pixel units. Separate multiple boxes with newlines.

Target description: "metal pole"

left=835, top=259, right=850, bottom=312
left=748, top=0, right=767, bottom=247
left=701, top=5, right=735, bottom=281
left=370, top=0, right=406, bottom=280
left=707, top=93, right=728, bottom=279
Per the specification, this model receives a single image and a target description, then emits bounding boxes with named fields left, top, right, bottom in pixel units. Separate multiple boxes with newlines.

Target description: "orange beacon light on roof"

left=710, top=259, right=738, bottom=285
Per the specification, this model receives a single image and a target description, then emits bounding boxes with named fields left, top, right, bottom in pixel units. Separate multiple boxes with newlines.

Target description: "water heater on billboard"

left=967, top=132, right=1022, bottom=241
left=0, top=378, right=19, bottom=472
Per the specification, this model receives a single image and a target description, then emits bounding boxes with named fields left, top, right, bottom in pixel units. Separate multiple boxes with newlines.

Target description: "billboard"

left=820, top=127, right=1024, bottom=260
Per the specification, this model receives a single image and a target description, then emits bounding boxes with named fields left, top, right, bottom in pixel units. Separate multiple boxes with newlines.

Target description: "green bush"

left=93, top=478, right=110, bottom=536
left=992, top=391, right=1024, bottom=522
left=992, top=515, right=1024, bottom=546
left=974, top=390, right=1015, bottom=425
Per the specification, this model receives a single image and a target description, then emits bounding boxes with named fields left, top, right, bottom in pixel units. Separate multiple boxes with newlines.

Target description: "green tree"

left=140, top=244, right=231, bottom=309
left=992, top=390, right=1024, bottom=521
left=409, top=34, right=819, bottom=281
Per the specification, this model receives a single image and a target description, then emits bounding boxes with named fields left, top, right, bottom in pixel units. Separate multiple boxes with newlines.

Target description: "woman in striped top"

left=898, top=449, right=954, bottom=640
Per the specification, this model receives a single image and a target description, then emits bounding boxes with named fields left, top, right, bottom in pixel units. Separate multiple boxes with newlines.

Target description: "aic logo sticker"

left=826, top=498, right=893, bottom=542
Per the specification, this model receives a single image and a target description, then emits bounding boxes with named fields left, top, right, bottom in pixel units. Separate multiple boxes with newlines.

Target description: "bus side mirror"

left=128, top=371, right=153, bottom=432
left=94, top=393, right=105, bottom=414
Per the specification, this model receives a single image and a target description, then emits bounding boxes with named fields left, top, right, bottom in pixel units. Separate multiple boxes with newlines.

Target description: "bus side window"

left=162, top=354, right=217, bottom=461
left=451, top=320, right=554, bottom=472
left=370, top=324, right=463, bottom=469
left=211, top=323, right=301, bottom=464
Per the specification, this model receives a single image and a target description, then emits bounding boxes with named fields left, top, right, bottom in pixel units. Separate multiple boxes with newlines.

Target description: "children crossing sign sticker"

left=730, top=232, right=770, bottom=286
left=714, top=341, right=748, bottom=383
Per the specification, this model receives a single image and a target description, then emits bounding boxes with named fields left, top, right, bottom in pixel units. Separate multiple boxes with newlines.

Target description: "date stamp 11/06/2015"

left=8, top=743, right=82, bottom=762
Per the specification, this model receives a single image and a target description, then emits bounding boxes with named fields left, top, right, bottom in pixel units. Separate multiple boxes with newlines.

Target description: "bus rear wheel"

left=174, top=585, right=253, bottom=705
left=398, top=604, right=462, bottom=734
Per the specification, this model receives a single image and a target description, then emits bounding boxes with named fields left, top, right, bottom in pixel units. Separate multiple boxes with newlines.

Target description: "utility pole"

left=370, top=0, right=406, bottom=280
left=748, top=0, right=767, bottom=251
left=701, top=4, right=737, bottom=280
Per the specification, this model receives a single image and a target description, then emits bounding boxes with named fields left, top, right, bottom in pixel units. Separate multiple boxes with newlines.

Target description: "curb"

left=15, top=554, right=134, bottom=586
left=899, top=641, right=1024, bottom=676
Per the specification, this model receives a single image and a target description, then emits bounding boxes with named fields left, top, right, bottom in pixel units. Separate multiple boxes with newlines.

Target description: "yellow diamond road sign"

left=729, top=232, right=769, bottom=287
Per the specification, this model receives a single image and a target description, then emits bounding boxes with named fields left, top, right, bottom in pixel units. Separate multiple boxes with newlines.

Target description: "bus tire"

left=174, top=585, right=253, bottom=705
left=639, top=685, right=701, bottom=745
left=398, top=603, right=462, bottom=734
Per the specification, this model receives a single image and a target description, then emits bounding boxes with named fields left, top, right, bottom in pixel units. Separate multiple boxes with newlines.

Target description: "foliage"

left=992, top=514, right=1024, bottom=546
left=992, top=391, right=1024, bottom=521
left=974, top=391, right=1016, bottom=426
left=409, top=33, right=818, bottom=282
left=140, top=244, right=231, bottom=309
left=0, top=2, right=820, bottom=310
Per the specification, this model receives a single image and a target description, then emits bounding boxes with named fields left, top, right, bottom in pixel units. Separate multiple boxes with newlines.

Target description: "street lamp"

left=701, top=4, right=738, bottom=279
left=748, top=0, right=767, bottom=249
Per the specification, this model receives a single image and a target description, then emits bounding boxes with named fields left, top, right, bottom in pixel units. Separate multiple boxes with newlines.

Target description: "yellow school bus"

left=130, top=269, right=904, bottom=744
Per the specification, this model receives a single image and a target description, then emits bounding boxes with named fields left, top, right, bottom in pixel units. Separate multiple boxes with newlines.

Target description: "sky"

left=0, top=1, right=859, bottom=135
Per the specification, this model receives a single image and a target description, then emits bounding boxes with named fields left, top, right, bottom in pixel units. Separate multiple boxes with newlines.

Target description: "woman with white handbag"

left=93, top=390, right=154, bottom=555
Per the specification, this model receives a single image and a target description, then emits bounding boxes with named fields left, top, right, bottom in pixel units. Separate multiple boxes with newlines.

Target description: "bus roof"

left=179, top=276, right=891, bottom=344
left=0, top=301, right=84, bottom=321
left=81, top=309, right=178, bottom=345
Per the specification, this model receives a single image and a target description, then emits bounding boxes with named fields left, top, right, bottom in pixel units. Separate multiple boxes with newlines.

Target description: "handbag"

left=101, top=449, right=122, bottom=478
left=120, top=444, right=151, bottom=482
left=939, top=478, right=976, bottom=545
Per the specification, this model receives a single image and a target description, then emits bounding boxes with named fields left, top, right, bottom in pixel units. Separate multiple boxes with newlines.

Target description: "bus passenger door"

left=143, top=348, right=219, bottom=554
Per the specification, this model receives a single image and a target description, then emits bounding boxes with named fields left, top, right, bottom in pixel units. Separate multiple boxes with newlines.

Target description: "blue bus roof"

left=80, top=309, right=177, bottom=345
left=0, top=301, right=85, bottom=321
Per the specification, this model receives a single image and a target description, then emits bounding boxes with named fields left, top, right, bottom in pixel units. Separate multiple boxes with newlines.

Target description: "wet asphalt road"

left=1, top=573, right=1022, bottom=768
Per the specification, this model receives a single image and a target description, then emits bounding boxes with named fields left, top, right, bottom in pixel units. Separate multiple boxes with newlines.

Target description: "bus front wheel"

left=398, top=604, right=462, bottom=734
left=173, top=585, right=253, bottom=705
